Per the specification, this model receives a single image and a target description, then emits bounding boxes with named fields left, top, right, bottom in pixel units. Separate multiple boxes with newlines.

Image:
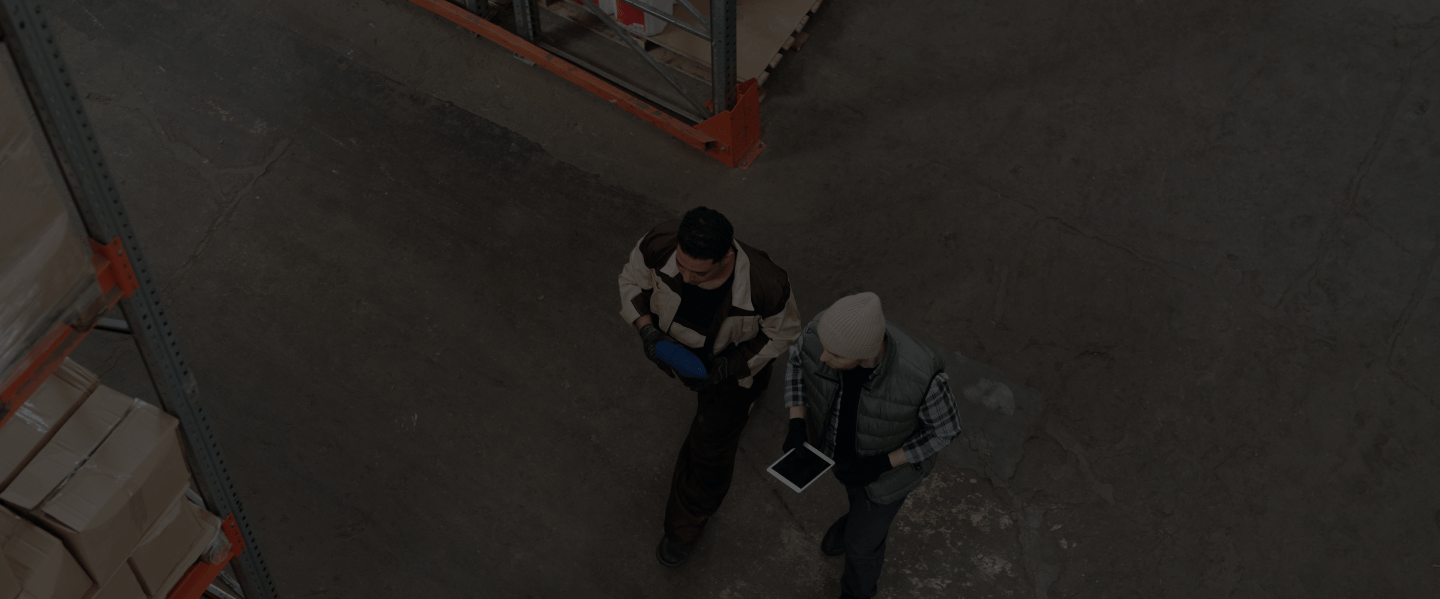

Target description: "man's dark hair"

left=677, top=207, right=734, bottom=264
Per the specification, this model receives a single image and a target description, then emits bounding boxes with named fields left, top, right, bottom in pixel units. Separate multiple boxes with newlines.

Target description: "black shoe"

left=656, top=535, right=690, bottom=567
left=821, top=514, right=847, bottom=557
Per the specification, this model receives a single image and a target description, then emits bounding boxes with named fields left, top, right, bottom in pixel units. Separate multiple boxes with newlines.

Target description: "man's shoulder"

left=737, top=239, right=785, bottom=271
left=738, top=240, right=791, bottom=313
left=638, top=220, right=681, bottom=269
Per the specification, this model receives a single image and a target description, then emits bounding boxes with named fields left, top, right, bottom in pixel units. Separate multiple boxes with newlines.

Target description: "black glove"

left=706, top=355, right=733, bottom=388
left=638, top=324, right=675, bottom=378
left=833, top=454, right=893, bottom=488
left=782, top=418, right=808, bottom=454
left=683, top=353, right=734, bottom=392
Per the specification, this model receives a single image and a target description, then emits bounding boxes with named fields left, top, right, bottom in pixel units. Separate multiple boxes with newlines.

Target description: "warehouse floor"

left=51, top=0, right=1440, bottom=597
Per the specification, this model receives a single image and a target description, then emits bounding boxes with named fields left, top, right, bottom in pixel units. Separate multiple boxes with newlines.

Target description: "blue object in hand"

left=655, top=340, right=708, bottom=379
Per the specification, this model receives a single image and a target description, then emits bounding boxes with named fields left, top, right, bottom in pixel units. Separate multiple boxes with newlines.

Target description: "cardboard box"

left=0, top=507, right=91, bottom=599
left=80, top=566, right=142, bottom=599
left=0, top=359, right=100, bottom=491
left=0, top=538, right=18, bottom=599
left=0, top=388, right=135, bottom=513
left=127, top=495, right=218, bottom=599
left=0, top=393, right=190, bottom=586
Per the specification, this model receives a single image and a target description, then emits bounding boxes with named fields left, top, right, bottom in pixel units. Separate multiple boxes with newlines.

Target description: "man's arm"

left=781, top=340, right=810, bottom=454
left=618, top=237, right=657, bottom=327
left=784, top=338, right=808, bottom=413
left=725, top=291, right=802, bottom=377
left=899, top=372, right=963, bottom=465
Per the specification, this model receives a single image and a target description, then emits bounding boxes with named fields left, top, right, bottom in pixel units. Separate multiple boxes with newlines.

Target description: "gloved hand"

left=783, top=418, right=808, bottom=454
left=680, top=374, right=706, bottom=391
left=706, top=355, right=733, bottom=388
left=638, top=324, right=675, bottom=378
left=833, top=454, right=893, bottom=488
left=683, top=354, right=733, bottom=392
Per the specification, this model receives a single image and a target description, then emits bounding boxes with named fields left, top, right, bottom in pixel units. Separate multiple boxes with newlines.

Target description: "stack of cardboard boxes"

left=0, top=360, right=221, bottom=599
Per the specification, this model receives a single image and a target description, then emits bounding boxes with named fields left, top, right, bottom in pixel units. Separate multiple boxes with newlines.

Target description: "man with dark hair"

left=782, top=292, right=962, bottom=599
left=619, top=206, right=802, bottom=567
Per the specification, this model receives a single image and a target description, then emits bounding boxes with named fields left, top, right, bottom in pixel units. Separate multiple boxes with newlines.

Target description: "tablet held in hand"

left=767, top=442, right=835, bottom=493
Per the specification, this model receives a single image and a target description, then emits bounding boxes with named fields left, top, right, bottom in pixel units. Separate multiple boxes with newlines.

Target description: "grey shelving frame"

left=0, top=1, right=277, bottom=598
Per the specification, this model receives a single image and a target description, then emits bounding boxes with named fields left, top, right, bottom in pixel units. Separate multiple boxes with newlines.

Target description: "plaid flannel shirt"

left=784, top=334, right=962, bottom=464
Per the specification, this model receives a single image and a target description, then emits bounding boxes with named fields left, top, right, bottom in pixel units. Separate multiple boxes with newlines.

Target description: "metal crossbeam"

left=675, top=0, right=709, bottom=31
left=0, top=2, right=279, bottom=598
left=579, top=0, right=708, bottom=117
left=95, top=317, right=132, bottom=334
left=535, top=40, right=706, bottom=123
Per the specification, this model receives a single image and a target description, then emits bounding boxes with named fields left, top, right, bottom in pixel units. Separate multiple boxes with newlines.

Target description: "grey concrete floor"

left=45, top=0, right=1440, bottom=597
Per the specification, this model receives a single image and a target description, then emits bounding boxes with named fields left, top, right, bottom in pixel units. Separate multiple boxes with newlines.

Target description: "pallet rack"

left=538, top=0, right=823, bottom=88
left=405, top=0, right=829, bottom=168
left=0, top=1, right=275, bottom=598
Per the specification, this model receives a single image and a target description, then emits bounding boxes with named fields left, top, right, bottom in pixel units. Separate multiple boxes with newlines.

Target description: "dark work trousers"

left=662, top=362, right=773, bottom=545
left=840, top=484, right=907, bottom=598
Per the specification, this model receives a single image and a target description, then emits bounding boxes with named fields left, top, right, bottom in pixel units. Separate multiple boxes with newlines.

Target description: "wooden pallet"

left=538, top=0, right=826, bottom=90
left=756, top=0, right=820, bottom=87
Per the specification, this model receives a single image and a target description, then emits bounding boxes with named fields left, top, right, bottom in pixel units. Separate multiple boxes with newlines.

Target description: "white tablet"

left=767, top=442, right=835, bottom=493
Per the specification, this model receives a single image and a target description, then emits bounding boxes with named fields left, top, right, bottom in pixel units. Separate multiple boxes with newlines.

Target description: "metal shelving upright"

left=0, top=1, right=277, bottom=597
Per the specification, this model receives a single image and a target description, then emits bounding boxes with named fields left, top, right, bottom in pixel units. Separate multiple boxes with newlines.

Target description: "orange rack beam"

left=0, top=236, right=138, bottom=431
left=166, top=515, right=247, bottom=599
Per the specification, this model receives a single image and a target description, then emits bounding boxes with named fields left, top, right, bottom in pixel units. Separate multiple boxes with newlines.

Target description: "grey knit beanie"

left=817, top=292, right=886, bottom=359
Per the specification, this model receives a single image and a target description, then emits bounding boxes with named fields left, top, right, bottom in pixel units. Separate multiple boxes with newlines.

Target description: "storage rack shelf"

left=0, top=1, right=277, bottom=597
left=540, top=0, right=825, bottom=88
left=409, top=0, right=787, bottom=168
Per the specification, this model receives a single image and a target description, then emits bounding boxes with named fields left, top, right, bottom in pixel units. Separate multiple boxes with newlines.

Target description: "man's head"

left=818, top=292, right=887, bottom=370
left=676, top=207, right=735, bottom=286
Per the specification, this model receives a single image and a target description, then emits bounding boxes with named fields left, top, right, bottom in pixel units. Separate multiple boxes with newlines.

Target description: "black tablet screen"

left=773, top=446, right=831, bottom=489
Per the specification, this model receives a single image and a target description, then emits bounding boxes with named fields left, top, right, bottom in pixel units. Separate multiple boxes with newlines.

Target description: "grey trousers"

left=840, top=484, right=907, bottom=598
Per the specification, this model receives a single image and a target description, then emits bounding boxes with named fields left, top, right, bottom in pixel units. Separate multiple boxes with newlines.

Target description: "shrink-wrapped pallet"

left=0, top=52, right=102, bottom=382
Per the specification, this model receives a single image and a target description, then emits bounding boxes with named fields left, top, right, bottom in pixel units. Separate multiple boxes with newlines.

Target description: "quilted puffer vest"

left=797, top=311, right=945, bottom=504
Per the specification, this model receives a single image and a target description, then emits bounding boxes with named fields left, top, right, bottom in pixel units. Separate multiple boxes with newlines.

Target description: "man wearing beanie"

left=618, top=207, right=802, bottom=567
left=782, top=292, right=962, bottom=599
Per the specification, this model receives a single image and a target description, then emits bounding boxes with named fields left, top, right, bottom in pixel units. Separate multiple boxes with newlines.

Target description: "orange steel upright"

left=407, top=0, right=765, bottom=168
left=0, top=237, right=138, bottom=431
left=164, top=516, right=247, bottom=599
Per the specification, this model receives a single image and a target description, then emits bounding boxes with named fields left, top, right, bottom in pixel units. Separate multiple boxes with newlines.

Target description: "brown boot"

left=656, top=535, right=690, bottom=567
